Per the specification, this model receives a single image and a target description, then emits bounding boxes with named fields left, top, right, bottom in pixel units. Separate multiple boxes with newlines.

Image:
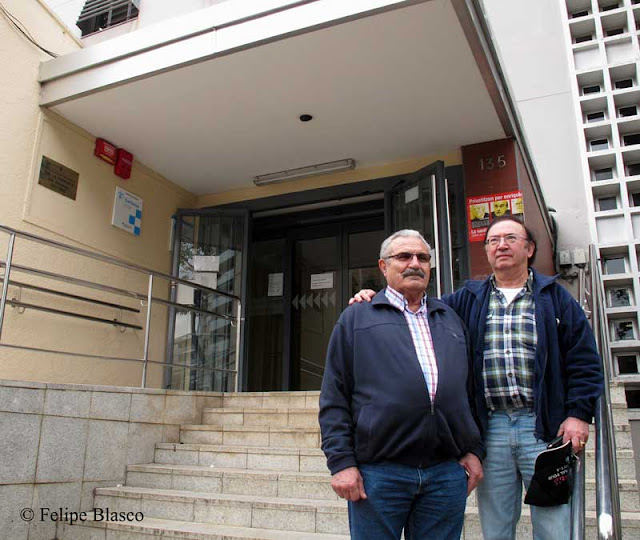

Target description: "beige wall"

left=0, top=0, right=197, bottom=387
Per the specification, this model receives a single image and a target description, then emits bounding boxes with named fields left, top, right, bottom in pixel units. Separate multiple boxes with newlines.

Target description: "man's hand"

left=458, top=453, right=483, bottom=495
left=557, top=416, right=590, bottom=454
left=331, top=466, right=367, bottom=501
left=348, top=289, right=376, bottom=305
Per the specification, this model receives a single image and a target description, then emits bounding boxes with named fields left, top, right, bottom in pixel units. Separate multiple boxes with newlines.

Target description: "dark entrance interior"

left=170, top=162, right=468, bottom=392
left=247, top=199, right=385, bottom=391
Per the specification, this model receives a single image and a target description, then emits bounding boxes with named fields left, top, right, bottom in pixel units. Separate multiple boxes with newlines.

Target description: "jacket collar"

left=463, top=268, right=558, bottom=298
left=372, top=289, right=446, bottom=313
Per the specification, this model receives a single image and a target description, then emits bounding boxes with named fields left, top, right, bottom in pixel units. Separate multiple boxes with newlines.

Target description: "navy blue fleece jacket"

left=443, top=270, right=603, bottom=442
left=319, top=292, right=484, bottom=475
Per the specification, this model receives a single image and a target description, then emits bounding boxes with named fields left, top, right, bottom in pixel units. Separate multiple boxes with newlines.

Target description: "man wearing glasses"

left=319, top=229, right=484, bottom=540
left=350, top=217, right=603, bottom=540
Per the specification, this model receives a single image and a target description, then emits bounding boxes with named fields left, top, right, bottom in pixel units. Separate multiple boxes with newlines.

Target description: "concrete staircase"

left=57, top=389, right=640, bottom=539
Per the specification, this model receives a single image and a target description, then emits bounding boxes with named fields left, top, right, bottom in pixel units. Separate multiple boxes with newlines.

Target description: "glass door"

left=291, top=229, right=341, bottom=391
left=167, top=210, right=248, bottom=391
left=386, top=160, right=454, bottom=296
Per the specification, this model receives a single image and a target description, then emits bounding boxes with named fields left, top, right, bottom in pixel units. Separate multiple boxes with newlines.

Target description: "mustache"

left=402, top=269, right=425, bottom=278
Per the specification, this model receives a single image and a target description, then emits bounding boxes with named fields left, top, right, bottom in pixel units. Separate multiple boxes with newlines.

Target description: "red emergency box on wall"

left=115, top=149, right=134, bottom=180
left=94, top=138, right=117, bottom=164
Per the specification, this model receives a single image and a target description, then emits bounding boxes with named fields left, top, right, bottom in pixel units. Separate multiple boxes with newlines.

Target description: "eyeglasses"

left=386, top=251, right=431, bottom=263
left=484, top=234, right=528, bottom=247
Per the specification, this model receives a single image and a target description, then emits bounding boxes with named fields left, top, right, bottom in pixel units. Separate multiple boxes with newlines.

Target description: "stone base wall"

left=0, top=379, right=222, bottom=540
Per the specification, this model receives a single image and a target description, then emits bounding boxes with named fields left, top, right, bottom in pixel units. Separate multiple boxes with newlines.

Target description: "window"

left=593, top=167, right=614, bottom=181
left=590, top=138, right=609, bottom=151
left=603, top=255, right=626, bottom=274
left=618, top=355, right=638, bottom=374
left=623, top=133, right=640, bottom=146
left=627, top=388, right=640, bottom=408
left=619, top=105, right=637, bottom=117
left=615, top=78, right=633, bottom=89
left=609, top=287, right=631, bottom=306
left=628, top=163, right=640, bottom=176
left=613, top=320, right=635, bottom=340
left=586, top=111, right=605, bottom=122
left=76, top=0, right=140, bottom=37
left=601, top=3, right=620, bottom=12
left=583, top=84, right=601, bottom=95
left=572, top=10, right=589, bottom=17
left=632, top=192, right=640, bottom=206
left=606, top=27, right=624, bottom=37
left=575, top=34, right=593, bottom=43
left=598, top=196, right=617, bottom=211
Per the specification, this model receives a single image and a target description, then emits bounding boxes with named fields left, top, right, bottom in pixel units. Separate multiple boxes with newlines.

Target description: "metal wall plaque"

left=38, top=156, right=79, bottom=200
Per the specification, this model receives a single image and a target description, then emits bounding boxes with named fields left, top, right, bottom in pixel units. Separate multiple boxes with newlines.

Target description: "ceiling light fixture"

left=254, top=158, right=356, bottom=186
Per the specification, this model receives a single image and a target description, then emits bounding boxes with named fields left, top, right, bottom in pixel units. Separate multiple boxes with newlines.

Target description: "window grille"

left=77, top=0, right=140, bottom=37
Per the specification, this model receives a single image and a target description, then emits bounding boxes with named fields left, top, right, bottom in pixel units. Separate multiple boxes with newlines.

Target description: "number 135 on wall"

left=479, top=155, right=506, bottom=171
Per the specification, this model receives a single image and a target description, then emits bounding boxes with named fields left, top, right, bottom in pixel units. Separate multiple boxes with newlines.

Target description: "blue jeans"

left=476, top=410, right=570, bottom=540
left=349, top=461, right=468, bottom=540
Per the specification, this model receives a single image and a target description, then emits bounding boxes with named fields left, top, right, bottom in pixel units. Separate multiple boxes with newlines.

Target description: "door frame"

left=167, top=208, right=250, bottom=390
left=172, top=165, right=465, bottom=391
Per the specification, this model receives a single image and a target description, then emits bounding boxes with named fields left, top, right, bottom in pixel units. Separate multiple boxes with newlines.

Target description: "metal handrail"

left=1, top=277, right=140, bottom=312
left=0, top=224, right=242, bottom=389
left=587, top=244, right=622, bottom=540
left=571, top=266, right=588, bottom=540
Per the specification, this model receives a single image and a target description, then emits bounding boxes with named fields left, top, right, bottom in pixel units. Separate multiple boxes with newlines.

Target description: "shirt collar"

left=384, top=285, right=427, bottom=313
left=490, top=268, right=534, bottom=292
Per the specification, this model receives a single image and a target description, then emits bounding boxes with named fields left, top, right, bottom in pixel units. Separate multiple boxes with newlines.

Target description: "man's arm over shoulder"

left=556, top=285, right=604, bottom=421
left=319, top=313, right=358, bottom=475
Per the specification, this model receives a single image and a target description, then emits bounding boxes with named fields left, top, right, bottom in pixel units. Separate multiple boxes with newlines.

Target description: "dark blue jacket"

left=319, top=292, right=484, bottom=475
left=443, top=270, right=603, bottom=441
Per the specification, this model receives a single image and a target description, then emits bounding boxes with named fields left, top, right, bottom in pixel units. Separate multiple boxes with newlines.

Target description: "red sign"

left=115, top=149, right=134, bottom=180
left=467, top=190, right=523, bottom=242
left=94, top=138, right=117, bottom=165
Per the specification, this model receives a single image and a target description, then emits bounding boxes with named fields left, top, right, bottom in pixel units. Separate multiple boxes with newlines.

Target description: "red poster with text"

left=467, top=190, right=523, bottom=242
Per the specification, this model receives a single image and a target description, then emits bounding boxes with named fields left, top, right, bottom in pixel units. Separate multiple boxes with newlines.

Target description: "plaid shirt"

left=482, top=271, right=537, bottom=410
left=385, top=286, right=438, bottom=403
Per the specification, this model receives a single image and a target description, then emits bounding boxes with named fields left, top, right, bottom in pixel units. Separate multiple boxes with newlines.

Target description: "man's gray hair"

left=379, top=230, right=431, bottom=259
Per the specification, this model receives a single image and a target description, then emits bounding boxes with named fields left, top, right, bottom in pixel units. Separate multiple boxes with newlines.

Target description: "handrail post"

left=141, top=274, right=154, bottom=388
left=0, top=233, right=16, bottom=339
left=234, top=300, right=242, bottom=392
left=587, top=245, right=622, bottom=540
left=570, top=452, right=585, bottom=540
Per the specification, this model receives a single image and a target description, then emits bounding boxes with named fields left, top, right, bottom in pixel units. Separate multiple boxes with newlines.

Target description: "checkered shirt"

left=385, top=286, right=438, bottom=403
left=482, top=270, right=537, bottom=410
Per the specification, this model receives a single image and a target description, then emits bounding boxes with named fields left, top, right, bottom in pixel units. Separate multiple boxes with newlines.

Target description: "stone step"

left=462, top=478, right=639, bottom=512
left=154, top=443, right=327, bottom=472
left=93, top=486, right=348, bottom=535
left=179, top=425, right=321, bottom=447
left=221, top=392, right=320, bottom=410
left=126, top=464, right=337, bottom=501
left=57, top=517, right=349, bottom=540
left=586, top=449, right=637, bottom=480
left=461, top=507, right=640, bottom=540
left=202, top=408, right=319, bottom=428
left=589, top=423, right=634, bottom=449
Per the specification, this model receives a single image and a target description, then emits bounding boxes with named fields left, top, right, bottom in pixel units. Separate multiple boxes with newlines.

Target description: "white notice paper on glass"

left=194, top=273, right=217, bottom=290
left=267, top=273, right=284, bottom=297
left=193, top=255, right=220, bottom=272
left=310, top=272, right=334, bottom=290
left=404, top=186, right=419, bottom=204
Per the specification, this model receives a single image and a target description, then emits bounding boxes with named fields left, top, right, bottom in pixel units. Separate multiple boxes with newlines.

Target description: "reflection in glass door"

left=169, top=211, right=246, bottom=391
left=291, top=234, right=340, bottom=390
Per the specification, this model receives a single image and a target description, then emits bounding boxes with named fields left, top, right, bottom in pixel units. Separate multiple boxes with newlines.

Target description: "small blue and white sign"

left=112, top=186, right=143, bottom=236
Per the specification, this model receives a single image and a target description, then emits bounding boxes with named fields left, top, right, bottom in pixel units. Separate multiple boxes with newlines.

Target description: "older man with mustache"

left=319, top=229, right=484, bottom=540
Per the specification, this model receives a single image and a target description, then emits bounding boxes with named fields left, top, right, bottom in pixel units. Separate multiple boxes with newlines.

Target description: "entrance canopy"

left=39, top=0, right=514, bottom=196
